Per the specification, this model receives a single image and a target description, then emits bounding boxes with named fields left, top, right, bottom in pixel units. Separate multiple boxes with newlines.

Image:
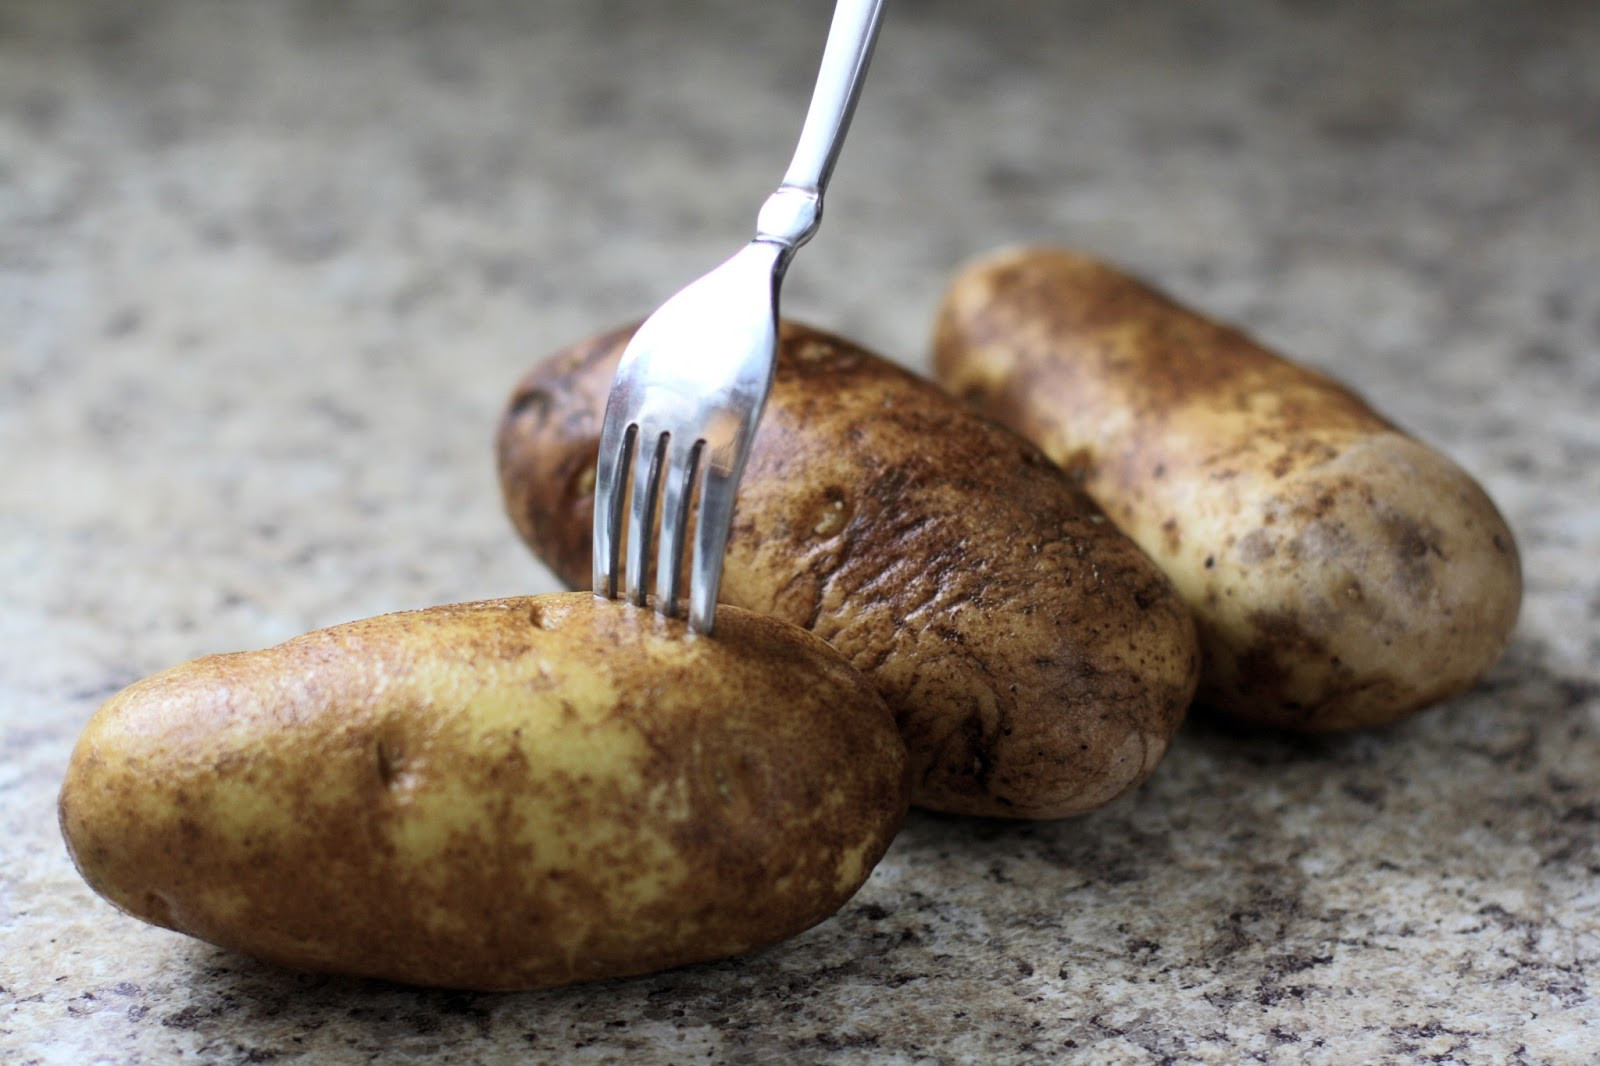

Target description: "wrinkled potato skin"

left=932, top=245, right=1522, bottom=731
left=59, top=593, right=907, bottom=990
left=499, top=324, right=1199, bottom=819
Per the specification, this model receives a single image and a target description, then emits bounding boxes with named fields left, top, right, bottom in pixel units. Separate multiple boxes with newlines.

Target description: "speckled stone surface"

left=4, top=1, right=1598, bottom=1062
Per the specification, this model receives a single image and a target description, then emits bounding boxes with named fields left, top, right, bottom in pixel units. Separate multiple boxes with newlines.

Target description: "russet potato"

left=932, top=245, right=1522, bottom=731
left=498, top=322, right=1199, bottom=819
left=59, top=592, right=908, bottom=990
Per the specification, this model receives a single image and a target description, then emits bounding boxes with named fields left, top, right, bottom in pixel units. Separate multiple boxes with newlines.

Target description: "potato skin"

left=58, top=593, right=907, bottom=990
left=932, top=245, right=1522, bottom=731
left=498, top=323, right=1199, bottom=818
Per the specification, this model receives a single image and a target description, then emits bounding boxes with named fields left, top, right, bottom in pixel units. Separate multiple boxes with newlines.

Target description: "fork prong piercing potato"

left=932, top=246, right=1522, bottom=732
left=498, top=322, right=1200, bottom=819
left=59, top=593, right=908, bottom=990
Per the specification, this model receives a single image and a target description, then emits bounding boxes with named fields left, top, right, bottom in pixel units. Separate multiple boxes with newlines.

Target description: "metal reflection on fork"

left=591, top=0, right=888, bottom=635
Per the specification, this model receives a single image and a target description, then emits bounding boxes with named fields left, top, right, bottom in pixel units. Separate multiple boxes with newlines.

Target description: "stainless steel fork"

left=592, top=0, right=888, bottom=635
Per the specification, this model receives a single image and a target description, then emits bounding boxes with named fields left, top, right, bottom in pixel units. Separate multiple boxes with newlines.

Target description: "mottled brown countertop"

left=4, top=1, right=1598, bottom=1062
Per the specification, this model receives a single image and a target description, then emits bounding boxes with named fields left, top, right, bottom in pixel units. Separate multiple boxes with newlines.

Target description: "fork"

left=592, top=0, right=888, bottom=635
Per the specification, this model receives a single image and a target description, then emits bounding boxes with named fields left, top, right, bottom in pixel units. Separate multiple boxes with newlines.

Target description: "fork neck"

left=754, top=0, right=887, bottom=253
left=754, top=184, right=822, bottom=252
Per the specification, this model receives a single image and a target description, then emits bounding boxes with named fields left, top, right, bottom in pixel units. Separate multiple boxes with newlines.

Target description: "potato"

left=932, top=245, right=1522, bottom=731
left=498, top=323, right=1199, bottom=819
left=58, top=592, right=907, bottom=990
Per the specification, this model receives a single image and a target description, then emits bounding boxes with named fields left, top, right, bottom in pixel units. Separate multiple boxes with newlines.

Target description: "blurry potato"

left=59, top=593, right=907, bottom=990
left=932, top=245, right=1522, bottom=731
left=498, top=322, right=1199, bottom=819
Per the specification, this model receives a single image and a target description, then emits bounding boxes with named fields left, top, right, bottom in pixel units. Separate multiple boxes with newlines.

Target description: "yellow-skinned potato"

left=59, top=593, right=907, bottom=990
left=498, top=323, right=1199, bottom=819
left=932, top=245, right=1522, bottom=731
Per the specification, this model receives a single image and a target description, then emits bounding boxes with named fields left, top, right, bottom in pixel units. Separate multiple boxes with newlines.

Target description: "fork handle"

left=754, top=0, right=888, bottom=250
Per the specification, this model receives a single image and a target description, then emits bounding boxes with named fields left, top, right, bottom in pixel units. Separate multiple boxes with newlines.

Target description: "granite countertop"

left=4, top=1, right=1597, bottom=1062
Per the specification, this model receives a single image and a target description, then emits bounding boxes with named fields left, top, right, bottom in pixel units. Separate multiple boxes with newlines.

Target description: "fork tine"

left=655, top=435, right=705, bottom=617
left=625, top=429, right=669, bottom=606
left=687, top=458, right=743, bottom=634
left=592, top=419, right=635, bottom=599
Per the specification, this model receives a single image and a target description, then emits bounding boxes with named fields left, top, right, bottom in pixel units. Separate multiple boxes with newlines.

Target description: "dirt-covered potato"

left=498, top=323, right=1199, bottom=819
left=58, top=593, right=907, bottom=990
left=932, top=245, right=1522, bottom=732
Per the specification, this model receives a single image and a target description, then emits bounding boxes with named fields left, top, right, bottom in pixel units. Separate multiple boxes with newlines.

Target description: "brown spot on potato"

left=1217, top=609, right=1334, bottom=723
left=1160, top=517, right=1181, bottom=554
left=142, top=890, right=176, bottom=929
left=1377, top=508, right=1441, bottom=600
left=374, top=737, right=413, bottom=792
left=506, top=386, right=552, bottom=425
left=1248, top=610, right=1329, bottom=659
left=1237, top=529, right=1277, bottom=564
